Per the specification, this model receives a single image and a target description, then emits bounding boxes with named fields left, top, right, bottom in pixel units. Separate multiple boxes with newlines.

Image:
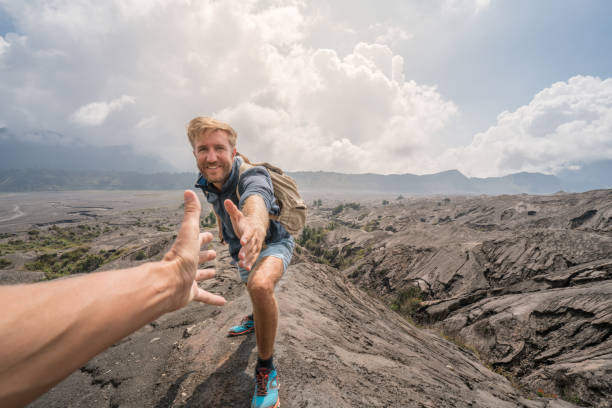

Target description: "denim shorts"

left=236, top=236, right=295, bottom=282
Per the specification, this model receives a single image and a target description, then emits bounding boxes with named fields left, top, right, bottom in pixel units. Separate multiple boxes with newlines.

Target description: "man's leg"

left=247, top=256, right=283, bottom=360
left=247, top=256, right=283, bottom=408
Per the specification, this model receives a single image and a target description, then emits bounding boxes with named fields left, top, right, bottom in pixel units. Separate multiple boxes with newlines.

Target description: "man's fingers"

left=199, top=232, right=213, bottom=247
left=240, top=228, right=253, bottom=246
left=195, top=268, right=216, bottom=281
left=193, top=288, right=226, bottom=306
left=199, top=249, right=216, bottom=264
left=223, top=199, right=242, bottom=222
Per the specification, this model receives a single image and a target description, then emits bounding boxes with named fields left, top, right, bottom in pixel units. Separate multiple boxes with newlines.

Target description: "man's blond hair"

left=187, top=117, right=237, bottom=148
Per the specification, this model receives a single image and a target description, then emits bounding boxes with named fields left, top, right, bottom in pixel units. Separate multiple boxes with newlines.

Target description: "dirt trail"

left=0, top=205, right=25, bottom=222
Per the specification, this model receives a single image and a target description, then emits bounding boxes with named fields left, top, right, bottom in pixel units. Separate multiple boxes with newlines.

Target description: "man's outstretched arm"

left=0, top=190, right=225, bottom=408
left=224, top=195, right=269, bottom=271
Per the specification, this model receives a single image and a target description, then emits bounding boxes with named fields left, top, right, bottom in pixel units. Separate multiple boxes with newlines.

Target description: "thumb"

left=224, top=199, right=242, bottom=221
left=164, top=190, right=201, bottom=262
left=184, top=190, right=201, bottom=214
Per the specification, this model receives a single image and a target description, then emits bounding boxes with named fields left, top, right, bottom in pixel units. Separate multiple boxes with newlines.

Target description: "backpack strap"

left=212, top=207, right=225, bottom=244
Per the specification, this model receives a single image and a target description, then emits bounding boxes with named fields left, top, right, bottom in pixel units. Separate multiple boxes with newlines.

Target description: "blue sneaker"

left=252, top=367, right=280, bottom=408
left=227, top=314, right=254, bottom=337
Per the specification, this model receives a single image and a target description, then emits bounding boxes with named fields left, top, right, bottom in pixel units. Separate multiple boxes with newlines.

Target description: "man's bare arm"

left=0, top=190, right=225, bottom=408
left=224, top=195, right=269, bottom=270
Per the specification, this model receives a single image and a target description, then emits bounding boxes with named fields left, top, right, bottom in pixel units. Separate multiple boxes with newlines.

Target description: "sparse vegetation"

left=331, top=202, right=360, bottom=215
left=24, top=246, right=114, bottom=279
left=298, top=226, right=337, bottom=265
left=0, top=224, right=101, bottom=255
left=298, top=225, right=370, bottom=268
left=391, top=287, right=423, bottom=318
left=134, top=250, right=147, bottom=261
left=312, top=199, right=322, bottom=207
left=536, top=388, right=557, bottom=399
left=561, top=389, right=586, bottom=406
left=397, top=195, right=404, bottom=200
left=382, top=200, right=389, bottom=205
left=364, top=219, right=380, bottom=232
left=201, top=210, right=217, bottom=228
left=0, top=257, right=12, bottom=269
left=24, top=246, right=126, bottom=279
left=298, top=226, right=327, bottom=250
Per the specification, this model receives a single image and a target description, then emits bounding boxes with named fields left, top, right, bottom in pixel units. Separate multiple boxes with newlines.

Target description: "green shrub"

left=201, top=211, right=217, bottom=228
left=134, top=250, right=147, bottom=261
left=392, top=287, right=423, bottom=317
left=331, top=204, right=344, bottom=215
left=331, top=202, right=360, bottom=215
left=0, top=258, right=12, bottom=269
left=24, top=246, right=115, bottom=279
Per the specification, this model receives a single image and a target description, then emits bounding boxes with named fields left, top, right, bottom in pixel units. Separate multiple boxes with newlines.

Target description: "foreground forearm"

left=0, top=262, right=177, bottom=406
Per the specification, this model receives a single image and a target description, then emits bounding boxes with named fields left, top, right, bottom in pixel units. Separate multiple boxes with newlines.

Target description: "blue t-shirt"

left=195, top=156, right=290, bottom=262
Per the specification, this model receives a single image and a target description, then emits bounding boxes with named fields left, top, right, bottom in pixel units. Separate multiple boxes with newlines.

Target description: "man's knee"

left=247, top=274, right=275, bottom=299
left=247, top=257, right=283, bottom=300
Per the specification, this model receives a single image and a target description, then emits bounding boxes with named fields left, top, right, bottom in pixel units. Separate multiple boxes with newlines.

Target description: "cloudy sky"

left=0, top=0, right=611, bottom=176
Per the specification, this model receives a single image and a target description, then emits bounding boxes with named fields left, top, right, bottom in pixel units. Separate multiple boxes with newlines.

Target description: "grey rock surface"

left=2, top=190, right=609, bottom=407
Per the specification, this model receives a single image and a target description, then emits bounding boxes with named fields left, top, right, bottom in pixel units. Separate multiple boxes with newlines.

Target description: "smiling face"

left=193, top=128, right=237, bottom=189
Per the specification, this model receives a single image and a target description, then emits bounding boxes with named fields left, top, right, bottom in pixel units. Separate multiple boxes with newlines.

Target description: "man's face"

left=193, top=129, right=236, bottom=188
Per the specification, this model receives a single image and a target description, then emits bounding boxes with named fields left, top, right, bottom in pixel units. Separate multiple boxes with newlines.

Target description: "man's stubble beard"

left=199, top=162, right=232, bottom=186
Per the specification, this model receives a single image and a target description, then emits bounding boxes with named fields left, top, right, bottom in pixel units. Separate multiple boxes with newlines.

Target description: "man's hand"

left=224, top=198, right=267, bottom=271
left=163, top=190, right=226, bottom=309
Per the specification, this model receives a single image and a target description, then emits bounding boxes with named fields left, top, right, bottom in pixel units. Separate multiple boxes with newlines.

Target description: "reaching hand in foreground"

left=0, top=190, right=225, bottom=407
left=224, top=198, right=267, bottom=271
left=165, top=190, right=226, bottom=308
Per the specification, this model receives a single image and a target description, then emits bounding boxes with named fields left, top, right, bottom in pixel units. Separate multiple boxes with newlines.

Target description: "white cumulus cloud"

left=214, top=42, right=457, bottom=173
left=443, top=75, right=612, bottom=177
left=70, top=95, right=135, bottom=127
left=368, top=23, right=412, bottom=47
left=0, top=36, right=9, bottom=57
left=442, top=0, right=491, bottom=15
left=0, top=0, right=459, bottom=173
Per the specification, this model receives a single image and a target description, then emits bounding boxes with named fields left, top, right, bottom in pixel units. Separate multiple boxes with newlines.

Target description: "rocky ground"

left=306, top=190, right=611, bottom=407
left=1, top=190, right=610, bottom=407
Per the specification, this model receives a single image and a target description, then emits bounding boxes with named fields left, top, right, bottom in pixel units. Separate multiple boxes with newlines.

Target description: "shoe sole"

left=227, top=328, right=254, bottom=337
left=251, top=399, right=279, bottom=408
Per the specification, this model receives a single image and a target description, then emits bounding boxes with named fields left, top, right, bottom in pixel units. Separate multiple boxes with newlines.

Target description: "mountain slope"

left=30, top=243, right=575, bottom=407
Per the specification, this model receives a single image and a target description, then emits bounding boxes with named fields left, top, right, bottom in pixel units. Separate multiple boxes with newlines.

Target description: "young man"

left=188, top=117, right=294, bottom=408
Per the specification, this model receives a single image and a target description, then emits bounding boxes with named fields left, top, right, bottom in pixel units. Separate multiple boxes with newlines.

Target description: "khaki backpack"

left=236, top=153, right=307, bottom=236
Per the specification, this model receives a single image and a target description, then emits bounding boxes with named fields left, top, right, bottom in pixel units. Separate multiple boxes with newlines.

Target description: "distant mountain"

left=0, top=130, right=176, bottom=173
left=0, top=127, right=609, bottom=193
left=291, top=169, right=573, bottom=195
left=0, top=163, right=609, bottom=193
left=0, top=169, right=197, bottom=192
